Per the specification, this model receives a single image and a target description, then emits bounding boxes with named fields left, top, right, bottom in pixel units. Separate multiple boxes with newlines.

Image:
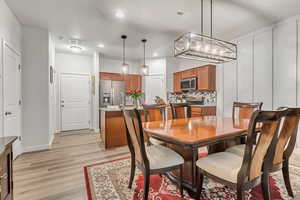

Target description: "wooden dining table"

left=143, top=116, right=250, bottom=195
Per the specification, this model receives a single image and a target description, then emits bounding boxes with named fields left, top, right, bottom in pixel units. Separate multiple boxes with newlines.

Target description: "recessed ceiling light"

left=115, top=9, right=125, bottom=18
left=98, top=43, right=105, bottom=48
left=153, top=52, right=158, bottom=57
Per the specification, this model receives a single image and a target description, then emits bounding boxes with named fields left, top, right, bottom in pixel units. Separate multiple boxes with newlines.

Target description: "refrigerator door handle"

left=112, top=88, right=114, bottom=105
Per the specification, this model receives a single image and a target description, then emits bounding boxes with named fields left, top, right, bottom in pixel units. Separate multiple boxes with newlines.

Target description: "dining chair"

left=227, top=107, right=300, bottom=199
left=170, top=103, right=191, bottom=119
left=232, top=102, right=263, bottom=120
left=123, top=109, right=184, bottom=200
left=143, top=104, right=166, bottom=145
left=196, top=109, right=286, bottom=200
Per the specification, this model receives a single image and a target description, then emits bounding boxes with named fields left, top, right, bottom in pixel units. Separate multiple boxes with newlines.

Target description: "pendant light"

left=140, top=39, right=149, bottom=76
left=174, top=0, right=237, bottom=64
left=121, top=35, right=129, bottom=74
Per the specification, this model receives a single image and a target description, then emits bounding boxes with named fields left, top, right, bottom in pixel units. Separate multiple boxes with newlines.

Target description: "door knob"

left=61, top=105, right=64, bottom=108
left=5, top=111, right=12, bottom=116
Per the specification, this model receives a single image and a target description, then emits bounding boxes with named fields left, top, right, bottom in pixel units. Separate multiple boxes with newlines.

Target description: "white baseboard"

left=49, top=134, right=55, bottom=147
left=93, top=128, right=100, bottom=133
left=23, top=144, right=49, bottom=153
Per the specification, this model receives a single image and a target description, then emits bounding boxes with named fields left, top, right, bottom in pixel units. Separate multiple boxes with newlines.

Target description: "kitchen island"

left=100, top=107, right=144, bottom=149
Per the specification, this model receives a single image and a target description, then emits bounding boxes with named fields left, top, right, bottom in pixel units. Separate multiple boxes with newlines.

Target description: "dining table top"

left=143, top=116, right=250, bottom=146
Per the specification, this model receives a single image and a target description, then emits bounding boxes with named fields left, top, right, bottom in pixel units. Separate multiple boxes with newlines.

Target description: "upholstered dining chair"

left=227, top=107, right=300, bottom=199
left=143, top=104, right=166, bottom=145
left=170, top=103, right=191, bottom=119
left=196, top=110, right=286, bottom=200
left=123, top=109, right=184, bottom=200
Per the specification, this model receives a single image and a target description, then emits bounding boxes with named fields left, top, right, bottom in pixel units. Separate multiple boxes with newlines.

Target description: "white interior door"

left=145, top=76, right=166, bottom=104
left=60, top=74, right=90, bottom=131
left=3, top=42, right=22, bottom=158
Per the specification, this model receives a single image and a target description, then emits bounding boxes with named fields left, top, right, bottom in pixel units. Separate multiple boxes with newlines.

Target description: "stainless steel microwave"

left=181, top=78, right=197, bottom=91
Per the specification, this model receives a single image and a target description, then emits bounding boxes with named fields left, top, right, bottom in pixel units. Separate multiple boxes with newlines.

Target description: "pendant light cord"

left=123, top=38, right=125, bottom=64
left=142, top=39, right=147, bottom=65
left=201, top=0, right=203, bottom=34
left=210, top=0, right=213, bottom=37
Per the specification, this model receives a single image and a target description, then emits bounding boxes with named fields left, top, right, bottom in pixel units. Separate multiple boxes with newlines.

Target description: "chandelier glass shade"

left=141, top=39, right=149, bottom=76
left=174, top=0, right=237, bottom=63
left=174, top=32, right=237, bottom=63
left=121, top=35, right=129, bottom=74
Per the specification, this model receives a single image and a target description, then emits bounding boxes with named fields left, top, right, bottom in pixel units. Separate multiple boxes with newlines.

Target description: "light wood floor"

left=13, top=131, right=300, bottom=200
left=13, top=130, right=129, bottom=200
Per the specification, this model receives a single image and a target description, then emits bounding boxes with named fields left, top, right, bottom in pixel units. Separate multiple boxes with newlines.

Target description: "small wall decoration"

left=91, top=75, right=96, bottom=95
left=50, top=66, right=54, bottom=84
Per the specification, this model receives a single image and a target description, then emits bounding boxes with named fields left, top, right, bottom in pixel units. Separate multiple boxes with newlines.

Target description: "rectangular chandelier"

left=174, top=32, right=237, bottom=64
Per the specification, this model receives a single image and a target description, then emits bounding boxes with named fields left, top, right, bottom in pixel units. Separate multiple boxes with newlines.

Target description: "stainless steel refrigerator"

left=100, top=80, right=125, bottom=107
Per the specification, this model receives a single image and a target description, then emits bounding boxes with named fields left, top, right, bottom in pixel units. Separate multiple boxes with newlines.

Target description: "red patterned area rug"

left=84, top=157, right=300, bottom=200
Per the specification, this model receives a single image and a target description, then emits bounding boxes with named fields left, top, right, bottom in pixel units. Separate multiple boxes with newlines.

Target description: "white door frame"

left=1, top=39, right=22, bottom=155
left=58, top=72, right=91, bottom=131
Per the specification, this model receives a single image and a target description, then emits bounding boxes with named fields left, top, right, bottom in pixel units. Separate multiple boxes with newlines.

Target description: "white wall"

left=100, top=57, right=140, bottom=74
left=22, top=26, right=50, bottom=152
left=0, top=0, right=22, bottom=138
left=56, top=53, right=93, bottom=74
left=144, top=58, right=167, bottom=103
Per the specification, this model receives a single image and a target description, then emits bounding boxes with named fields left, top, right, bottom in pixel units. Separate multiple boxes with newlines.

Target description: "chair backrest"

left=123, top=109, right=149, bottom=169
left=143, top=104, right=166, bottom=122
left=170, top=103, right=191, bottom=119
left=271, top=107, right=300, bottom=165
left=238, top=110, right=285, bottom=182
left=232, top=102, right=263, bottom=120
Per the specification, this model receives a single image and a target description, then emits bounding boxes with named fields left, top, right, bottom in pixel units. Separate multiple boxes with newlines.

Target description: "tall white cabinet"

left=253, top=29, right=273, bottom=110
left=237, top=36, right=253, bottom=102
left=273, top=20, right=297, bottom=108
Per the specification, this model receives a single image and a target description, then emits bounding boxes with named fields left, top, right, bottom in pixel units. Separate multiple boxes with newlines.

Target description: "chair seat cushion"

left=196, top=152, right=243, bottom=183
left=146, top=145, right=184, bottom=170
left=226, top=144, right=246, bottom=157
left=149, top=137, right=165, bottom=145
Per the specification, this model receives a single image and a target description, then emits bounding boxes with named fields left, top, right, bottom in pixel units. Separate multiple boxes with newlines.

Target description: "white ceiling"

left=6, top=0, right=300, bottom=60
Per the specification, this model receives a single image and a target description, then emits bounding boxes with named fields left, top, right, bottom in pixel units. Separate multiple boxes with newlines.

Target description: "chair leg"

left=128, top=158, right=136, bottom=189
left=143, top=171, right=150, bottom=200
left=282, top=160, right=294, bottom=198
left=179, top=166, right=184, bottom=198
left=237, top=185, right=245, bottom=200
left=195, top=170, right=204, bottom=199
left=261, top=172, right=271, bottom=200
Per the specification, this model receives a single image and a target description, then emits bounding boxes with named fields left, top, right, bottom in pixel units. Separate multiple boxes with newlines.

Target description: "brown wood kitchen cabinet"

left=173, top=72, right=182, bottom=92
left=197, top=65, right=216, bottom=91
left=191, top=106, right=216, bottom=117
left=124, top=74, right=142, bottom=92
left=99, top=72, right=124, bottom=81
left=99, top=72, right=142, bottom=92
left=181, top=68, right=197, bottom=79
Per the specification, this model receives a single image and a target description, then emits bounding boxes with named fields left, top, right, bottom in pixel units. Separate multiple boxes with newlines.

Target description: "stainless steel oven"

left=181, top=78, right=197, bottom=91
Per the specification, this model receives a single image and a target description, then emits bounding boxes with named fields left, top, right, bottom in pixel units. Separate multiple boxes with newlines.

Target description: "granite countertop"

left=100, top=106, right=143, bottom=112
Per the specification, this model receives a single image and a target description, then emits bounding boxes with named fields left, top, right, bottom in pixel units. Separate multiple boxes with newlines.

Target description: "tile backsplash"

left=167, top=91, right=217, bottom=105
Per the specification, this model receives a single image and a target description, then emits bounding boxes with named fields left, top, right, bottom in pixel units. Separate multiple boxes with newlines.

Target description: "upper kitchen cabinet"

left=100, top=72, right=123, bottom=81
left=173, top=72, right=182, bottom=92
left=124, top=74, right=142, bottom=92
left=181, top=68, right=197, bottom=79
left=197, top=65, right=216, bottom=91
left=173, top=65, right=216, bottom=92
